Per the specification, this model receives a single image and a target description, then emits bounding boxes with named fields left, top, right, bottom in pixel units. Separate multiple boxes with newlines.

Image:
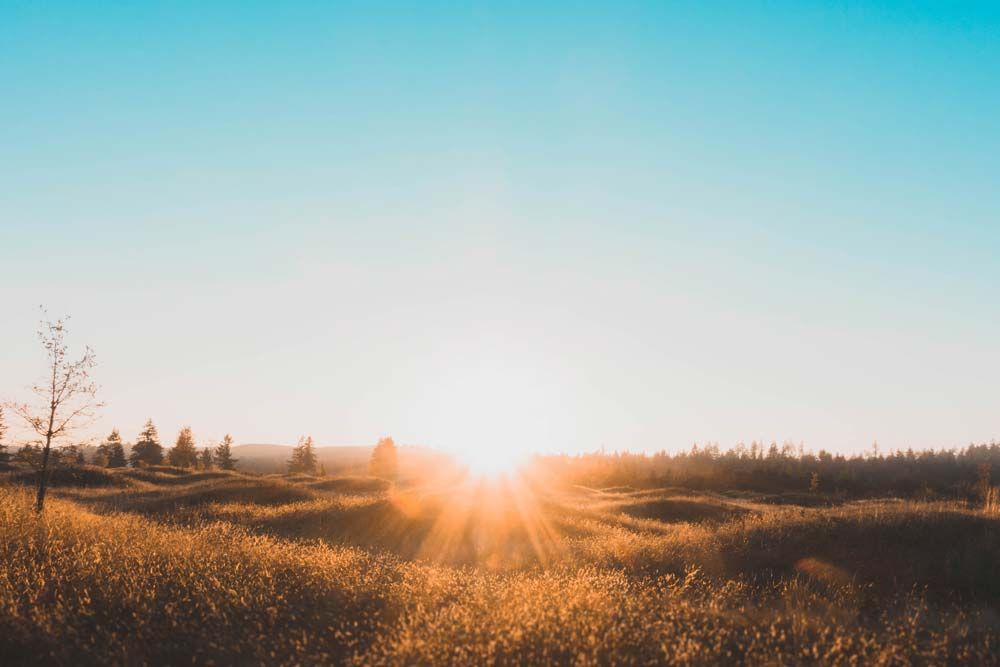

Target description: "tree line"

left=0, top=404, right=399, bottom=480
left=536, top=440, right=1000, bottom=501
left=123, top=419, right=238, bottom=470
left=1, top=417, right=240, bottom=472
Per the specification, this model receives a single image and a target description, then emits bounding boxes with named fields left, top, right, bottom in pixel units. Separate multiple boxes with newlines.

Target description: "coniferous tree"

left=96, top=428, right=127, bottom=468
left=214, top=434, right=238, bottom=471
left=287, top=435, right=318, bottom=474
left=92, top=449, right=109, bottom=467
left=369, top=436, right=399, bottom=480
left=197, top=446, right=213, bottom=470
left=108, top=434, right=127, bottom=468
left=167, top=426, right=199, bottom=468
left=59, top=443, right=86, bottom=465
left=96, top=430, right=113, bottom=464
left=130, top=418, right=163, bottom=467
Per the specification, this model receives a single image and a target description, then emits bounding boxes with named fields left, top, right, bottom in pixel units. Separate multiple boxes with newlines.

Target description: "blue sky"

left=2, top=1, right=998, bottom=455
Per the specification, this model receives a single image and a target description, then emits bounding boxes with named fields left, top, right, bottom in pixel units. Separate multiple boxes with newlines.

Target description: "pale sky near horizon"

left=2, top=2, right=999, bottom=458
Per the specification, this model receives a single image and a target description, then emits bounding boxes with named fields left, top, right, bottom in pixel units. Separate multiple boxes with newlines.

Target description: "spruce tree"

left=129, top=418, right=163, bottom=467
left=198, top=447, right=213, bottom=470
left=214, top=434, right=239, bottom=471
left=167, top=426, right=199, bottom=468
left=97, top=428, right=127, bottom=468
left=96, top=431, right=112, bottom=463
left=59, top=444, right=86, bottom=465
left=287, top=435, right=318, bottom=474
left=369, top=436, right=399, bottom=480
left=92, top=448, right=109, bottom=467
left=108, top=436, right=127, bottom=468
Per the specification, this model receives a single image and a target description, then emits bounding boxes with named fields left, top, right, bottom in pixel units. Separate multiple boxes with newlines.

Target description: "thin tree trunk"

left=35, top=438, right=52, bottom=512
left=36, top=403, right=56, bottom=513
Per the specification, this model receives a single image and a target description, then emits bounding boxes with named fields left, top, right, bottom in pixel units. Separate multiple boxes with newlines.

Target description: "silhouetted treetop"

left=168, top=426, right=199, bottom=468
left=369, top=436, right=399, bottom=481
left=130, top=418, right=163, bottom=467
left=214, top=434, right=238, bottom=471
left=288, top=435, right=318, bottom=474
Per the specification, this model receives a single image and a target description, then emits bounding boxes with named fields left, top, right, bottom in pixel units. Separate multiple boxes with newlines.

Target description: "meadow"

left=1, top=463, right=999, bottom=665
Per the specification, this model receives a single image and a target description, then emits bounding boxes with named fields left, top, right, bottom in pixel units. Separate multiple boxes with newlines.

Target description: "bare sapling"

left=8, top=314, right=101, bottom=512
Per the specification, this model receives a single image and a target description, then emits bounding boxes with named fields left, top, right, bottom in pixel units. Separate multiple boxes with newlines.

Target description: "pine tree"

left=129, top=418, right=163, bottom=467
left=287, top=435, right=318, bottom=474
left=96, top=431, right=112, bottom=464
left=59, top=444, right=86, bottom=465
left=198, top=447, right=213, bottom=470
left=92, top=449, right=109, bottom=467
left=108, top=436, right=127, bottom=468
left=167, top=426, right=199, bottom=468
left=0, top=405, right=8, bottom=464
left=96, top=428, right=127, bottom=468
left=369, top=436, right=399, bottom=480
left=214, top=434, right=238, bottom=471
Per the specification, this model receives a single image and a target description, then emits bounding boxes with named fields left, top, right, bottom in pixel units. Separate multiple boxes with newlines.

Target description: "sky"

left=2, top=1, right=999, bottom=458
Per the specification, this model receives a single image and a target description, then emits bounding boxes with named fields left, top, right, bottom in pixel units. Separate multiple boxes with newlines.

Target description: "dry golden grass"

left=1, top=467, right=999, bottom=665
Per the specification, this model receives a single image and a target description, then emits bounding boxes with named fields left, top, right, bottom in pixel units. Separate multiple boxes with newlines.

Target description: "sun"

left=408, top=338, right=576, bottom=479
left=457, top=446, right=528, bottom=478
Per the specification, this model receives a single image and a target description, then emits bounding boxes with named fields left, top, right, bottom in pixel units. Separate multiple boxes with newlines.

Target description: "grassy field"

left=2, top=464, right=999, bottom=665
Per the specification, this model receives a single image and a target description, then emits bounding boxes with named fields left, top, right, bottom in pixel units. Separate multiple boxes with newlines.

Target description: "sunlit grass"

left=1, top=468, right=999, bottom=665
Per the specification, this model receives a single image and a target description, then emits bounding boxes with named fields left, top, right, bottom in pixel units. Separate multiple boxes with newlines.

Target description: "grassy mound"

left=710, top=503, right=1000, bottom=600
left=750, top=491, right=844, bottom=507
left=141, top=465, right=191, bottom=475
left=115, top=468, right=177, bottom=484
left=615, top=497, right=749, bottom=523
left=207, top=496, right=443, bottom=561
left=276, top=473, right=319, bottom=482
left=307, top=476, right=391, bottom=494
left=93, top=477, right=317, bottom=514
left=126, top=469, right=243, bottom=485
left=1, top=465, right=133, bottom=489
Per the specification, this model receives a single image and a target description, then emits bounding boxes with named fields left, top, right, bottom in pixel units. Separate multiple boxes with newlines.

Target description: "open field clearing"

left=2, top=465, right=999, bottom=665
left=7, top=1, right=1000, bottom=663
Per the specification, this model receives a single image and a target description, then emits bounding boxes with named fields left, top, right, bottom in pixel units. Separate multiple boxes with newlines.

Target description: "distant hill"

left=232, top=443, right=373, bottom=474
